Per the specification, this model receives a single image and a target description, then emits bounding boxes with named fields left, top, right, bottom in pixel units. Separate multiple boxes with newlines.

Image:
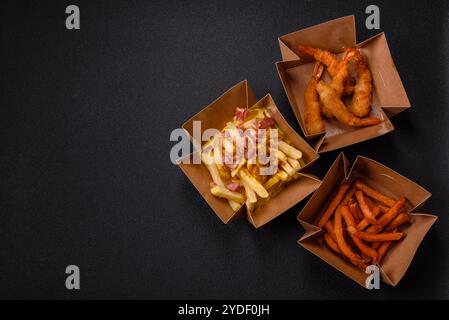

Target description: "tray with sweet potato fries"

left=298, top=153, right=437, bottom=287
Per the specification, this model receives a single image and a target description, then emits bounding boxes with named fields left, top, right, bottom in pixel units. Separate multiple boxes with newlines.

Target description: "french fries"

left=202, top=106, right=306, bottom=213
left=355, top=180, right=396, bottom=207
left=278, top=141, right=303, bottom=159
left=318, top=179, right=410, bottom=269
left=334, top=207, right=367, bottom=269
left=210, top=185, right=245, bottom=204
left=355, top=190, right=379, bottom=225
left=347, top=226, right=404, bottom=242
left=317, top=183, right=350, bottom=228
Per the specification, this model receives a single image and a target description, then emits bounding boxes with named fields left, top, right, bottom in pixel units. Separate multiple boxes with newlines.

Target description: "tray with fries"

left=178, top=80, right=321, bottom=228
left=298, top=153, right=437, bottom=286
left=276, top=15, right=410, bottom=152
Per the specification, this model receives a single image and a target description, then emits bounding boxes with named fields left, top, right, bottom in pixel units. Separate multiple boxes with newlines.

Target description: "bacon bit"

left=234, top=107, right=248, bottom=121
left=227, top=182, right=240, bottom=191
left=259, top=117, right=275, bottom=129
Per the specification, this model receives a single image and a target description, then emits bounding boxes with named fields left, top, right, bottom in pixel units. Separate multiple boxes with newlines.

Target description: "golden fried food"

left=298, top=45, right=341, bottom=76
left=298, top=45, right=354, bottom=96
left=329, top=48, right=357, bottom=98
left=316, top=81, right=381, bottom=127
left=304, top=62, right=325, bottom=135
left=349, top=48, right=373, bottom=117
left=202, top=106, right=306, bottom=213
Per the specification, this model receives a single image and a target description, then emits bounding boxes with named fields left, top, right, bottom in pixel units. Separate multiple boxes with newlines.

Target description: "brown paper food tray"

left=178, top=80, right=321, bottom=228
left=276, top=15, right=410, bottom=152
left=297, top=152, right=437, bottom=287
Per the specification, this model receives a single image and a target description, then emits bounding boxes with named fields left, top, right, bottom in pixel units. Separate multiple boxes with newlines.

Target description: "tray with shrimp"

left=276, top=15, right=410, bottom=153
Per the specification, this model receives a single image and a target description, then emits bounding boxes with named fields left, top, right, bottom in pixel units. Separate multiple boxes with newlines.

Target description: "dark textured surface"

left=1, top=0, right=448, bottom=299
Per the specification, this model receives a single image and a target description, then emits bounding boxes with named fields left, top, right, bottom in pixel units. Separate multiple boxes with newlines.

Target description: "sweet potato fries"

left=317, top=179, right=411, bottom=268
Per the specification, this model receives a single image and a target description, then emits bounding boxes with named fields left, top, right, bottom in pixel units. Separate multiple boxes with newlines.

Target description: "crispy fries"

left=347, top=226, right=404, bottom=241
left=348, top=201, right=361, bottom=224
left=377, top=240, right=394, bottom=263
left=324, top=233, right=340, bottom=253
left=278, top=141, right=303, bottom=159
left=385, top=213, right=411, bottom=232
left=341, top=206, right=378, bottom=261
left=355, top=180, right=396, bottom=207
left=202, top=106, right=305, bottom=212
left=317, top=183, right=350, bottom=228
left=355, top=190, right=379, bottom=225
left=365, top=198, right=406, bottom=233
left=356, top=206, right=381, bottom=231
left=317, top=179, right=410, bottom=269
left=210, top=185, right=245, bottom=203
left=324, top=220, right=337, bottom=242
left=334, top=206, right=367, bottom=269
left=341, top=183, right=357, bottom=205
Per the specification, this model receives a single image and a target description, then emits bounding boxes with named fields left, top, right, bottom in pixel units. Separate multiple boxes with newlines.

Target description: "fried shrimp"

left=329, top=49, right=357, bottom=98
left=298, top=45, right=354, bottom=96
left=316, top=81, right=381, bottom=127
left=298, top=45, right=340, bottom=75
left=304, top=62, right=325, bottom=135
left=349, top=48, right=373, bottom=117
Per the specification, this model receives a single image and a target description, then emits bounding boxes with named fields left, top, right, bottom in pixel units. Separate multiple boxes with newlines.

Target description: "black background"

left=1, top=0, right=448, bottom=299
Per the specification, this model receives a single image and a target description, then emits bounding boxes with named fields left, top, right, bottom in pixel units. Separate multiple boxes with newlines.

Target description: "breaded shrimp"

left=349, top=48, right=373, bottom=117
left=316, top=81, right=381, bottom=127
left=304, top=62, right=325, bottom=135
left=298, top=45, right=354, bottom=95
left=329, top=48, right=358, bottom=98
left=298, top=45, right=340, bottom=75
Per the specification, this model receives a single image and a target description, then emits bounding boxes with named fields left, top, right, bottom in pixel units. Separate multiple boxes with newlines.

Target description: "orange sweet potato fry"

left=356, top=204, right=364, bottom=221
left=347, top=226, right=404, bottom=242
left=377, top=241, right=393, bottom=263
left=334, top=206, right=367, bottom=269
left=324, top=220, right=337, bottom=242
left=355, top=190, right=379, bottom=225
left=341, top=206, right=378, bottom=260
left=365, top=198, right=406, bottom=233
left=355, top=180, right=396, bottom=207
left=371, top=242, right=381, bottom=249
left=324, top=233, right=341, bottom=253
left=317, top=183, right=350, bottom=228
left=356, top=206, right=381, bottom=231
left=379, top=205, right=390, bottom=214
left=348, top=201, right=361, bottom=224
left=385, top=213, right=410, bottom=232
left=341, top=183, right=357, bottom=206
left=364, top=196, right=376, bottom=211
